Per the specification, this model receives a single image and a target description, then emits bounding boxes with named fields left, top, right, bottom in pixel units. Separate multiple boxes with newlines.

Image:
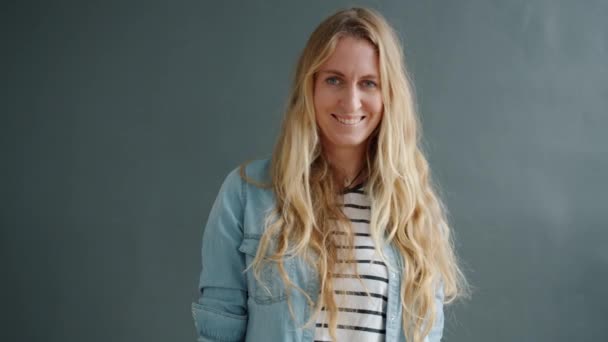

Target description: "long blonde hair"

left=244, top=7, right=469, bottom=342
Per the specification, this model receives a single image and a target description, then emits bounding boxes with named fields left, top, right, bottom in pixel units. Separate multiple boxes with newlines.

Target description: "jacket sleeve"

left=191, top=168, right=248, bottom=341
left=426, top=280, right=445, bottom=342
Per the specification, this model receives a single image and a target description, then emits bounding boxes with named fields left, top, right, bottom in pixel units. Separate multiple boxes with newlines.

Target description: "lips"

left=331, top=114, right=365, bottom=125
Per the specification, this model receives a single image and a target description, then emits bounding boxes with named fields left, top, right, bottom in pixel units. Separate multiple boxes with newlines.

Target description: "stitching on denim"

left=238, top=237, right=290, bottom=305
left=193, top=302, right=247, bottom=320
left=240, top=165, right=246, bottom=218
left=200, top=328, right=242, bottom=342
left=253, top=259, right=289, bottom=304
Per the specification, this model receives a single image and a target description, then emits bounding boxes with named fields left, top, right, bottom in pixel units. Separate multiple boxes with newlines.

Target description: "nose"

left=338, top=84, right=362, bottom=114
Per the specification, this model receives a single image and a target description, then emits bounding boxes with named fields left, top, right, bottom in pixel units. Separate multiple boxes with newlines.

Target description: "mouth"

left=331, top=114, right=365, bottom=126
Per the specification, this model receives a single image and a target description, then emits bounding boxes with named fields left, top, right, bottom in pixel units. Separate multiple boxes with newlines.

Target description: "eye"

left=362, top=80, right=378, bottom=88
left=325, top=76, right=341, bottom=86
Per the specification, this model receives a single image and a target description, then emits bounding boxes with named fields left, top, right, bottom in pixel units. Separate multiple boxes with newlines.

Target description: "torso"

left=314, top=183, right=388, bottom=342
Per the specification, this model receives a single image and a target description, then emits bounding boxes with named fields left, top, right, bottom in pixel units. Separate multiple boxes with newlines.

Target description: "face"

left=313, top=35, right=383, bottom=156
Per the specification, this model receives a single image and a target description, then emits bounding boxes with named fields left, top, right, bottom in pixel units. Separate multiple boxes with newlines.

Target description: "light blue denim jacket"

left=192, top=159, right=445, bottom=341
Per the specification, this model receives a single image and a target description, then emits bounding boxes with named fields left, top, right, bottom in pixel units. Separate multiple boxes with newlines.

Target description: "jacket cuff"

left=192, top=302, right=247, bottom=341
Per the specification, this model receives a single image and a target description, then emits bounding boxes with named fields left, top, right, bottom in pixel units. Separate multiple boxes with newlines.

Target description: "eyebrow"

left=319, top=69, right=378, bottom=80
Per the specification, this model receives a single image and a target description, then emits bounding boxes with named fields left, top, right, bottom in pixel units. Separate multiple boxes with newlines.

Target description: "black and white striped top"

left=314, top=183, right=388, bottom=342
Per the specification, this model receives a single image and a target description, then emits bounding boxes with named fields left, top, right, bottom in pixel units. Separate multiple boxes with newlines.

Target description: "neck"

left=324, top=144, right=367, bottom=187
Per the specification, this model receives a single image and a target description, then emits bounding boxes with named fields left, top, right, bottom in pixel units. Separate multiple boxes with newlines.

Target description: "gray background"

left=2, top=0, right=607, bottom=341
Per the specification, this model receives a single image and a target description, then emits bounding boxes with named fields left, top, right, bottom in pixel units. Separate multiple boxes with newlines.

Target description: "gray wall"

left=3, top=1, right=607, bottom=341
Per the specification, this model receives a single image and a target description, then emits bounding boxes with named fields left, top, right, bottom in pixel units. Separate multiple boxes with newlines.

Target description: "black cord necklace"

left=344, top=165, right=366, bottom=189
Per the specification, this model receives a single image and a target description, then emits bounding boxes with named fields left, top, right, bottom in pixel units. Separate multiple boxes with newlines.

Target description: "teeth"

left=334, top=116, right=362, bottom=125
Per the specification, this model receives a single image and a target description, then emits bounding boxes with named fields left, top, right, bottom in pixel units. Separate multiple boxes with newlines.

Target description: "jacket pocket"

left=238, top=237, right=294, bottom=304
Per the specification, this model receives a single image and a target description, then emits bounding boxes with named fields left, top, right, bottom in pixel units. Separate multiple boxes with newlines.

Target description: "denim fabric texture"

left=192, top=159, right=445, bottom=342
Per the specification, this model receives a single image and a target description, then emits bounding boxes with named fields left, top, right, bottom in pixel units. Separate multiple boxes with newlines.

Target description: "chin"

left=330, top=138, right=367, bottom=149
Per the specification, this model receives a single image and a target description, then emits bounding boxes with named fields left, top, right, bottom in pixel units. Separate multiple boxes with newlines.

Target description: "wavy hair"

left=242, top=7, right=469, bottom=342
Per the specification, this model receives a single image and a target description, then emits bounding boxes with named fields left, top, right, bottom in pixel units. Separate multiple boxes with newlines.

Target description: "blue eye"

left=362, top=80, right=378, bottom=88
left=325, top=77, right=340, bottom=85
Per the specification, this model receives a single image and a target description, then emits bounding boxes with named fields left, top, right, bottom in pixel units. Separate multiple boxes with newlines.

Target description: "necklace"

left=344, top=166, right=366, bottom=189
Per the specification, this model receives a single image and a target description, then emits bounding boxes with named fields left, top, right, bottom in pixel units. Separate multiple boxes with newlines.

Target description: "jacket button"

left=390, top=315, right=396, bottom=321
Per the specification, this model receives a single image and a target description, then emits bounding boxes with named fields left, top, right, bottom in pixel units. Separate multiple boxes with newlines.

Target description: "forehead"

left=319, top=36, right=379, bottom=77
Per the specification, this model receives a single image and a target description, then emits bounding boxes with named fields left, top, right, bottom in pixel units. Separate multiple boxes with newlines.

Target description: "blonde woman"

left=192, top=7, right=468, bottom=342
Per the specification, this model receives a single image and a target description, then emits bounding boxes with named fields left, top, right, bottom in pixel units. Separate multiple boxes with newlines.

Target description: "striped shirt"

left=314, top=183, right=388, bottom=342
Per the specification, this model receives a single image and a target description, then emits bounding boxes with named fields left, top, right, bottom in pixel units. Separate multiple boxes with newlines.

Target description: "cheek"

left=314, top=90, right=333, bottom=113
left=365, top=95, right=384, bottom=116
left=313, top=83, right=324, bottom=113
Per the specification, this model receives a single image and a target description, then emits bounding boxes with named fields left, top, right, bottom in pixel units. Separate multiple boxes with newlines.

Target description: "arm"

left=192, top=168, right=248, bottom=341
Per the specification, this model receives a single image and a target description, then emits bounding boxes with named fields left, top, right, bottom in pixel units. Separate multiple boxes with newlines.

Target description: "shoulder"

left=240, top=157, right=271, bottom=185
left=218, top=158, right=270, bottom=193
left=215, top=158, right=272, bottom=208
left=236, top=158, right=276, bottom=237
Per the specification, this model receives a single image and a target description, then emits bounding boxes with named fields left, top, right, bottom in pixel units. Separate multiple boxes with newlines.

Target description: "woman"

left=192, top=7, right=468, bottom=342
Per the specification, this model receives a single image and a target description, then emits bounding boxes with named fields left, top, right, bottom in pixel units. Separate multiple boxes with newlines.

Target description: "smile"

left=331, top=114, right=365, bottom=126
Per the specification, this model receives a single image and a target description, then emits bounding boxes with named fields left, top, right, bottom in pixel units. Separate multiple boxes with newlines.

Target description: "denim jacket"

left=192, top=159, right=445, bottom=341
